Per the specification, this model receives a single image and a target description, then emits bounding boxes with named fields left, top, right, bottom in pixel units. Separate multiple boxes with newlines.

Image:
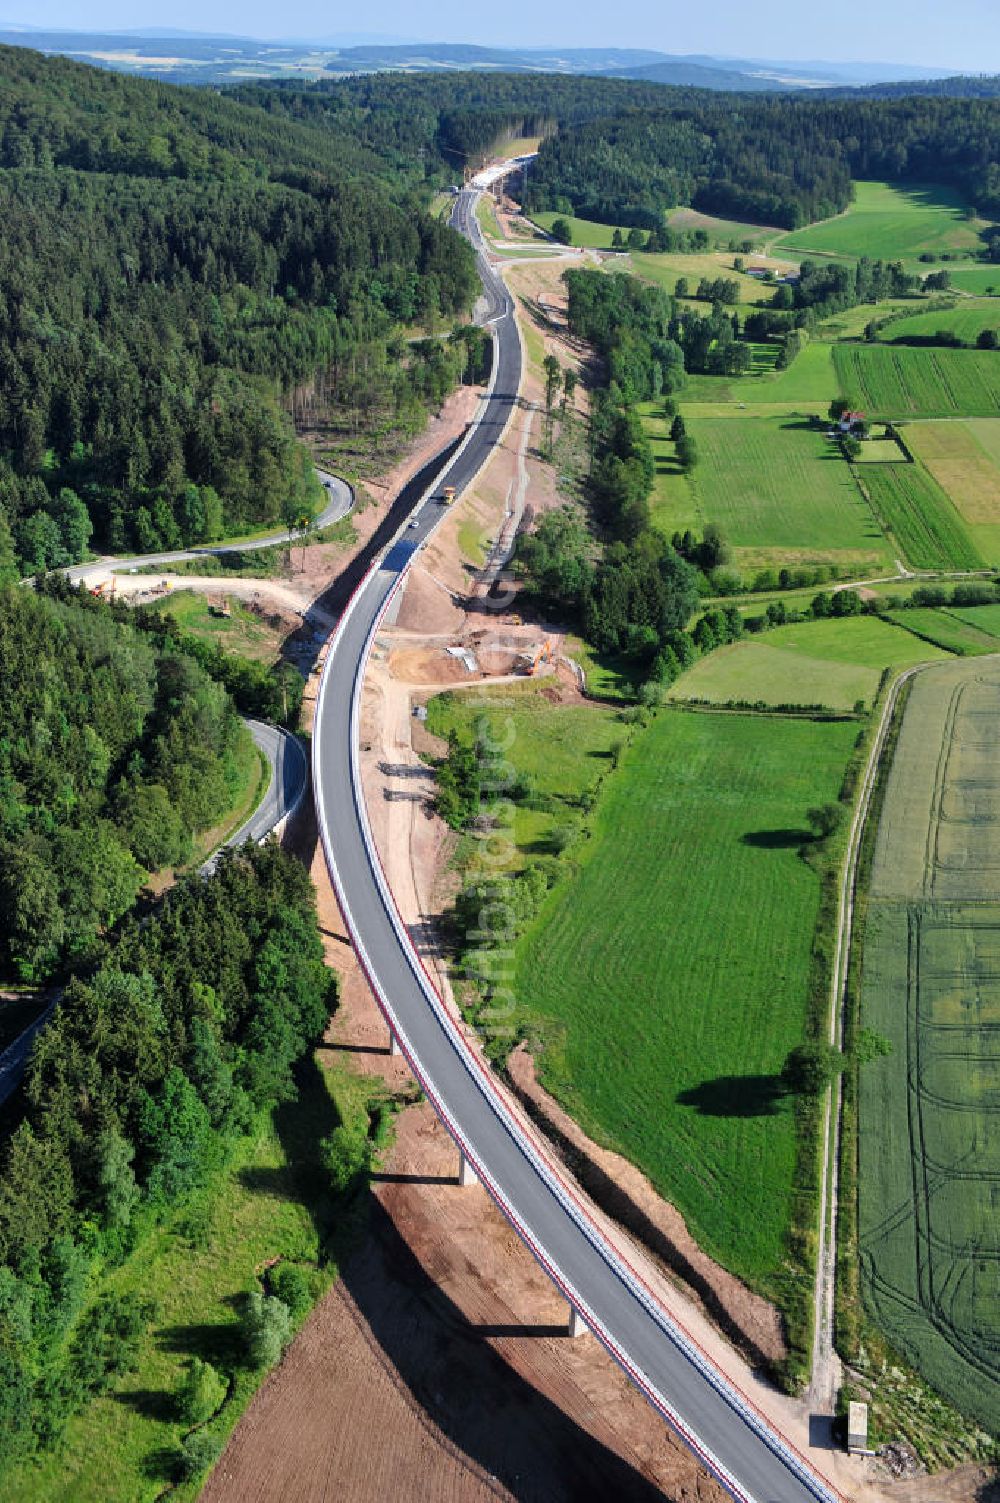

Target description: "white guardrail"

left=312, top=200, right=843, bottom=1503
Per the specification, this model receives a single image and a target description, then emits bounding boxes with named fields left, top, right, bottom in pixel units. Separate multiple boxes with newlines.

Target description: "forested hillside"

left=234, top=70, right=1000, bottom=234
left=524, top=94, right=1000, bottom=228
left=0, top=46, right=477, bottom=570
left=0, top=839, right=333, bottom=1473
left=0, top=578, right=257, bottom=981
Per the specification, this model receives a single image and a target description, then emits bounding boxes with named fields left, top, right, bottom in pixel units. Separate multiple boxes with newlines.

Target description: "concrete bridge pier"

left=567, top=1304, right=588, bottom=1339
left=458, top=1149, right=479, bottom=1187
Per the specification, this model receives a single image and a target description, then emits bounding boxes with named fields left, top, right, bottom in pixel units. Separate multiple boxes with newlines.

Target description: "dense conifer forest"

left=0, top=47, right=478, bottom=570
left=0, top=578, right=258, bottom=981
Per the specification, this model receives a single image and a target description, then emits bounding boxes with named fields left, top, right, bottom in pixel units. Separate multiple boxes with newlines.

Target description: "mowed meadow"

left=644, top=409, right=891, bottom=568
left=669, top=616, right=949, bottom=711
left=773, top=180, right=987, bottom=264
left=513, top=709, right=860, bottom=1290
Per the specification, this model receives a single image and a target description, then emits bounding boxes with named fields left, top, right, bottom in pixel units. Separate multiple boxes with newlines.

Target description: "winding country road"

left=66, top=469, right=353, bottom=587
left=0, top=718, right=308, bottom=1108
left=312, top=173, right=841, bottom=1503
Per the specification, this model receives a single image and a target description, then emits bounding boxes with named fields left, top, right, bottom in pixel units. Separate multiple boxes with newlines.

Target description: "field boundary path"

left=810, top=662, right=927, bottom=1411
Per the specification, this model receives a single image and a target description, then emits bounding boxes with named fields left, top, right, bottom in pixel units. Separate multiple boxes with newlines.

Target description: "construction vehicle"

left=517, top=639, right=552, bottom=676
left=530, top=639, right=553, bottom=675
left=89, top=578, right=116, bottom=599
left=442, top=485, right=457, bottom=504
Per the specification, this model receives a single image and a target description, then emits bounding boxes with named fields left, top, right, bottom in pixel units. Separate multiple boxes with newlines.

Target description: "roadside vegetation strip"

left=854, top=460, right=984, bottom=571
left=833, top=344, right=1000, bottom=419
left=835, top=675, right=912, bottom=1365
left=857, top=659, right=1000, bottom=1435
left=510, top=710, right=859, bottom=1330
left=809, top=662, right=922, bottom=1404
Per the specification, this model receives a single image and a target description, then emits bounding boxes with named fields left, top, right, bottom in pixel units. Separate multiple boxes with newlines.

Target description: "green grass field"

left=677, top=415, right=890, bottom=566
left=669, top=615, right=948, bottom=710
left=859, top=657, right=1000, bottom=1431
left=665, top=205, right=779, bottom=247
left=641, top=403, right=699, bottom=536
left=5, top=1057, right=371, bottom=1503
left=425, top=685, right=623, bottom=863
left=937, top=267, right=1000, bottom=296
left=773, top=181, right=986, bottom=264
left=903, top=420, right=1000, bottom=564
left=532, top=206, right=781, bottom=252
left=151, top=589, right=282, bottom=659
left=513, top=709, right=859, bottom=1289
left=877, top=299, right=1000, bottom=346
left=632, top=251, right=774, bottom=305
left=854, top=460, right=984, bottom=570
left=530, top=211, right=623, bottom=248
left=834, top=344, right=1000, bottom=418
left=816, top=300, right=924, bottom=341
left=679, top=342, right=835, bottom=409
left=946, top=602, right=1000, bottom=637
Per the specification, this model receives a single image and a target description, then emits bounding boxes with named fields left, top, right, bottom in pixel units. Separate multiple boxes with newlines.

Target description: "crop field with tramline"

left=834, top=344, right=1000, bottom=418
left=856, top=461, right=984, bottom=570
left=859, top=659, right=1000, bottom=1429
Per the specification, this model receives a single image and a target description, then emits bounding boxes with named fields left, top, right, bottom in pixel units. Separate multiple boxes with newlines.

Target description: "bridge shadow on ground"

left=340, top=1194, right=671, bottom=1502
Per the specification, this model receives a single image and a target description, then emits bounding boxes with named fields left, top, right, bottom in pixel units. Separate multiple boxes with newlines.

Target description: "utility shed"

left=847, top=1401, right=869, bottom=1455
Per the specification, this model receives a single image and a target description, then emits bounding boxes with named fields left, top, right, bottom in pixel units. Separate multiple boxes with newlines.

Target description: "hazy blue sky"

left=2, top=0, right=999, bottom=71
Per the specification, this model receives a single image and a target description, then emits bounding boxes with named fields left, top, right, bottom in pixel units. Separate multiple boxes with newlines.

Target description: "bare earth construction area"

left=859, top=658, right=1000, bottom=1430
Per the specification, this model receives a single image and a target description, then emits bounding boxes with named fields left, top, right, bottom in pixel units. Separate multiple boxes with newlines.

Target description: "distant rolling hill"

left=0, top=28, right=964, bottom=92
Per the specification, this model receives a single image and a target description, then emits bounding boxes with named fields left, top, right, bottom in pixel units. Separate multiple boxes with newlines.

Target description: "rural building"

left=839, top=410, right=867, bottom=432
left=847, top=1401, right=870, bottom=1455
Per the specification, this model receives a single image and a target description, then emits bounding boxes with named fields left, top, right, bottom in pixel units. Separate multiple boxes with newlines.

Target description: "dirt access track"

left=205, top=222, right=997, bottom=1503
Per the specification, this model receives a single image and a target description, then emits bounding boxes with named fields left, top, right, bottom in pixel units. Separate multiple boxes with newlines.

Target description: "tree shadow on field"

left=742, top=828, right=811, bottom=850
left=677, top=1074, right=789, bottom=1117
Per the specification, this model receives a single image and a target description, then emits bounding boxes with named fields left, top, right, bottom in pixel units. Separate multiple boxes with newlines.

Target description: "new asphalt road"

left=312, top=182, right=839, bottom=1503
left=66, top=469, right=353, bottom=586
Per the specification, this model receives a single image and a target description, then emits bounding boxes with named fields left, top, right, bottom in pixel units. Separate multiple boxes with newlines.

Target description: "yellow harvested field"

left=904, top=419, right=1000, bottom=526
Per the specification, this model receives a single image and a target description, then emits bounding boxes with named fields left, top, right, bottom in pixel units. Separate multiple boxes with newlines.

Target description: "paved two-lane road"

left=67, top=469, right=353, bottom=588
left=312, top=183, right=839, bottom=1503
